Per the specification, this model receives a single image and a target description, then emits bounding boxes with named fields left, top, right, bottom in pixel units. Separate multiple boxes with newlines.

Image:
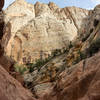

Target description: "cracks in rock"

left=46, top=22, right=50, bottom=33
left=65, top=8, right=79, bottom=31
left=83, top=60, right=86, bottom=72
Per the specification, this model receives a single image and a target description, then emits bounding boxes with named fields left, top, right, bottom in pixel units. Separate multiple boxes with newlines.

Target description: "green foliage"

left=52, top=49, right=62, bottom=57
left=87, top=38, right=100, bottom=56
left=14, top=63, right=28, bottom=75
left=78, top=50, right=87, bottom=60
left=69, top=41, right=73, bottom=49
left=73, top=50, right=86, bottom=65
left=90, top=28, right=93, bottom=33
left=94, top=19, right=99, bottom=27
left=27, top=57, right=52, bottom=72
left=73, top=56, right=81, bottom=65
left=27, top=48, right=69, bottom=73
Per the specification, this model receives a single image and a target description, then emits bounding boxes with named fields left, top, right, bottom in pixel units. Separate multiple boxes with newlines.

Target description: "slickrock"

left=4, top=0, right=89, bottom=64
left=0, top=65, right=35, bottom=100
left=41, top=52, right=100, bottom=100
left=1, top=1, right=100, bottom=100
left=0, top=8, right=15, bottom=73
left=81, top=4, right=100, bottom=52
left=0, top=6, right=35, bottom=100
left=23, top=5, right=100, bottom=98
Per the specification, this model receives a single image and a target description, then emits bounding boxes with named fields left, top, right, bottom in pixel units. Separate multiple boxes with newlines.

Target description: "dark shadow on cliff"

left=0, top=0, right=15, bottom=74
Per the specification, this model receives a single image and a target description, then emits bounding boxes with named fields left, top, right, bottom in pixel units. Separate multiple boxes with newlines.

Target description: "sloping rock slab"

left=42, top=52, right=100, bottom=100
left=0, top=65, right=35, bottom=100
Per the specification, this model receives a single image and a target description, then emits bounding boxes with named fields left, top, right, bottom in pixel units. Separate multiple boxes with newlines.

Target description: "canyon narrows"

left=0, top=0, right=100, bottom=100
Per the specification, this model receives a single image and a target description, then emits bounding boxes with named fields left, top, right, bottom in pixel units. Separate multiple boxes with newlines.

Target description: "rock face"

left=1, top=1, right=100, bottom=100
left=0, top=3, right=14, bottom=73
left=0, top=2, right=35, bottom=100
left=41, top=52, right=100, bottom=100
left=23, top=4, right=100, bottom=98
left=0, top=0, right=4, bottom=11
left=0, top=65, right=35, bottom=100
left=4, top=0, right=89, bottom=64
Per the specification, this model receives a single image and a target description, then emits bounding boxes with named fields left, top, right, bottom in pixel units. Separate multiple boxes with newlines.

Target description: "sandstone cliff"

left=4, top=0, right=89, bottom=64
left=0, top=1, right=100, bottom=100
left=0, top=1, right=35, bottom=100
left=23, top=3, right=100, bottom=99
left=41, top=52, right=100, bottom=100
left=0, top=65, right=36, bottom=100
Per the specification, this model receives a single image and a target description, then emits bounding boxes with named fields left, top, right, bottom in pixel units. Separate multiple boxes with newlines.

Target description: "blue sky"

left=3, top=0, right=100, bottom=9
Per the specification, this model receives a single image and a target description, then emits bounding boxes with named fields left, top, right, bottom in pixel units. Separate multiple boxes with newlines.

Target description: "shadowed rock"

left=41, top=52, right=100, bottom=100
left=0, top=65, right=35, bottom=100
left=0, top=0, right=4, bottom=11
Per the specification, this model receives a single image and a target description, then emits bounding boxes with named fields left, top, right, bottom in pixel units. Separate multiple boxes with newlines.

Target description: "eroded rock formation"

left=0, top=1, right=35, bottom=100
left=0, top=0, right=4, bottom=11
left=0, top=65, right=36, bottom=100
left=0, top=1, right=100, bottom=100
left=23, top=4, right=100, bottom=99
left=4, top=0, right=89, bottom=64
left=41, top=52, right=100, bottom=100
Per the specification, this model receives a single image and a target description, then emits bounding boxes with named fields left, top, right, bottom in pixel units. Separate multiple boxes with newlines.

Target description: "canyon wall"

left=4, top=0, right=89, bottom=64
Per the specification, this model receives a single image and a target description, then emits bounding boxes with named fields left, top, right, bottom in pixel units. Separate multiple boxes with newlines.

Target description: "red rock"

left=0, top=0, right=4, bottom=11
left=0, top=65, right=35, bottom=100
left=42, top=52, right=100, bottom=100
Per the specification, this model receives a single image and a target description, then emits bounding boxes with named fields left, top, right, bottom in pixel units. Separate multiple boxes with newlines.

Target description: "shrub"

left=90, top=28, right=93, bottom=33
left=14, top=63, right=28, bottom=75
left=87, top=38, right=100, bottom=56
left=27, top=63, right=35, bottom=73
left=94, top=19, right=99, bottom=27
left=27, top=56, right=52, bottom=72
left=73, top=56, right=81, bottom=65
left=52, top=49, right=62, bottom=57
left=27, top=48, right=69, bottom=73
left=78, top=50, right=87, bottom=60
left=73, top=50, right=86, bottom=65
left=69, top=41, right=73, bottom=49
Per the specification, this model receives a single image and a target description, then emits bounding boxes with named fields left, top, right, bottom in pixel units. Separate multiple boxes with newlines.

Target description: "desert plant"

left=27, top=56, right=52, bottom=72
left=90, top=28, right=93, bottom=33
left=87, top=38, right=100, bottom=56
left=14, top=63, right=28, bottom=75
left=94, top=19, right=99, bottom=27
left=69, top=41, right=73, bottom=49
left=73, top=56, right=81, bottom=65
left=27, top=48, right=69, bottom=73
left=52, top=49, right=60, bottom=57
left=73, top=50, right=86, bottom=65
left=78, top=50, right=87, bottom=60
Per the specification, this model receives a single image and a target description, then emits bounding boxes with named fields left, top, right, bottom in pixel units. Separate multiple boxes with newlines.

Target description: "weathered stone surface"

left=0, top=7, right=15, bottom=73
left=23, top=5, right=100, bottom=98
left=0, top=0, right=4, bottom=11
left=34, top=82, right=54, bottom=98
left=41, top=52, right=100, bottom=100
left=1, top=1, right=100, bottom=100
left=24, top=53, right=67, bottom=89
left=0, top=65, right=35, bottom=100
left=0, top=7, right=36, bottom=100
left=77, top=4, right=100, bottom=48
left=4, top=0, right=89, bottom=64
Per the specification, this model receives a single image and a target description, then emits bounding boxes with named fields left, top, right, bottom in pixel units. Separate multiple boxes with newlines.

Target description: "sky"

left=3, top=0, right=100, bottom=10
